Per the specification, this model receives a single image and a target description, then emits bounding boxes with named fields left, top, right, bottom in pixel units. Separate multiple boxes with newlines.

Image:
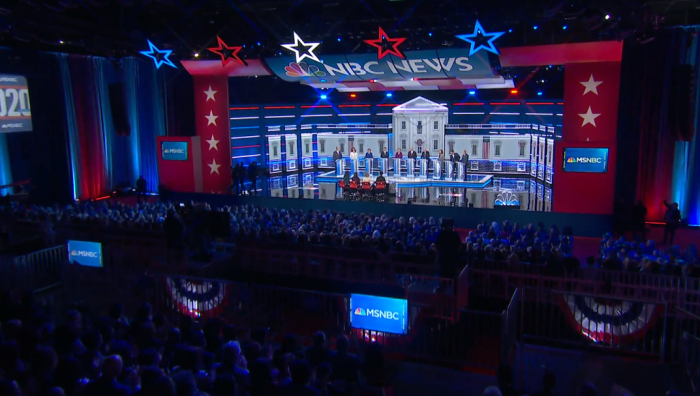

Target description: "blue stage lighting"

left=257, top=42, right=260, bottom=46
left=320, top=95, right=327, bottom=100
left=563, top=25, right=568, bottom=30
left=533, top=26, right=538, bottom=30
left=386, top=93, right=393, bottom=97
left=537, top=92, right=543, bottom=96
left=428, top=32, right=433, bottom=37
left=320, top=79, right=327, bottom=83
left=469, top=90, right=476, bottom=95
left=508, top=29, right=513, bottom=33
left=337, top=37, right=341, bottom=42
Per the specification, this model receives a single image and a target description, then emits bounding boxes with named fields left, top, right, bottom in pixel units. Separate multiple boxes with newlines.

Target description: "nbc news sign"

left=563, top=148, right=609, bottom=173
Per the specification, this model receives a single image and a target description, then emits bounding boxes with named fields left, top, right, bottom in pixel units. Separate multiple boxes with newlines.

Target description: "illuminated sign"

left=281, top=32, right=321, bottom=64
left=140, top=40, right=177, bottom=69
left=0, top=75, right=32, bottom=133
left=68, top=240, right=103, bottom=267
left=350, top=294, right=408, bottom=334
left=364, top=26, right=406, bottom=60
left=266, top=49, right=496, bottom=83
left=207, top=36, right=245, bottom=66
left=455, top=20, right=505, bottom=56
left=563, top=148, right=609, bottom=173
left=162, top=141, right=189, bottom=161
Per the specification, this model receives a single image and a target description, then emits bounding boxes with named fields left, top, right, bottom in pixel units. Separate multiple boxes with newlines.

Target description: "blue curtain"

left=121, top=57, right=166, bottom=192
left=58, top=54, right=82, bottom=200
left=0, top=134, right=11, bottom=195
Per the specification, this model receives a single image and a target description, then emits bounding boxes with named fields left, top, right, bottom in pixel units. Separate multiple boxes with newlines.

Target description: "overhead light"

left=194, top=52, right=199, bottom=57
left=508, top=29, right=513, bottom=33
left=428, top=32, right=433, bottom=37
left=320, top=95, right=327, bottom=99
left=350, top=93, right=356, bottom=98
left=59, top=40, right=64, bottom=44
left=320, top=79, right=327, bottom=83
left=563, top=25, right=567, bottom=30
left=510, top=89, right=518, bottom=94
left=386, top=93, right=393, bottom=97
left=605, top=14, right=610, bottom=20
left=469, top=90, right=476, bottom=95
left=537, top=92, right=543, bottom=96
left=337, top=37, right=341, bottom=42
left=533, top=26, right=538, bottom=30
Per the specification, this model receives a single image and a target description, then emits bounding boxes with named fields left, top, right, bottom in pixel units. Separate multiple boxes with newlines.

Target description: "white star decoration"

left=281, top=32, right=321, bottom=63
left=206, top=135, right=220, bottom=150
left=205, top=110, right=218, bottom=126
left=208, top=159, right=221, bottom=174
left=579, top=106, right=601, bottom=127
left=204, top=86, right=217, bottom=101
left=580, top=75, right=603, bottom=96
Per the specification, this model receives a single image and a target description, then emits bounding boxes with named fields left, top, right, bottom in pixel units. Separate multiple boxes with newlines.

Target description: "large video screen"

left=162, top=141, right=189, bottom=161
left=350, top=294, right=408, bottom=335
left=0, top=75, right=32, bottom=133
left=67, top=240, right=103, bottom=267
left=563, top=148, right=609, bottom=173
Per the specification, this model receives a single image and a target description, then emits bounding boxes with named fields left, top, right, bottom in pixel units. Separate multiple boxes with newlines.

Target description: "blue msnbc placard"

left=350, top=294, right=408, bottom=335
left=563, top=148, right=609, bottom=173
left=162, top=141, right=189, bottom=161
left=67, top=240, right=103, bottom=267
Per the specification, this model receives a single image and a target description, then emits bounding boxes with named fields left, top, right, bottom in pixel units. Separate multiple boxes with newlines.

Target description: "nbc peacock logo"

left=354, top=307, right=366, bottom=316
left=567, top=157, right=575, bottom=163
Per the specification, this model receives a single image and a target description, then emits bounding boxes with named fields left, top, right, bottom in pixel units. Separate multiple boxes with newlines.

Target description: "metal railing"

left=672, top=307, right=700, bottom=393
left=0, top=245, right=65, bottom=292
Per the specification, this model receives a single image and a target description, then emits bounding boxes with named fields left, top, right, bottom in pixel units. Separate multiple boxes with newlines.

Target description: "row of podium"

left=336, top=158, right=467, bottom=180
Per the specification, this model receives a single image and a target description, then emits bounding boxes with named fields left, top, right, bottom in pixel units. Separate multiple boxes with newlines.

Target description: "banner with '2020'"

left=0, top=75, right=32, bottom=133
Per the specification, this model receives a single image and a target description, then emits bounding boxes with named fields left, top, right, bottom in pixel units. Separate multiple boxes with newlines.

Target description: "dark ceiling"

left=1, top=0, right=698, bottom=61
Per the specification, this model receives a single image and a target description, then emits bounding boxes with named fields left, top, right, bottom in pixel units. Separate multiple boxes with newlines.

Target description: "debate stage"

left=316, top=170, right=494, bottom=189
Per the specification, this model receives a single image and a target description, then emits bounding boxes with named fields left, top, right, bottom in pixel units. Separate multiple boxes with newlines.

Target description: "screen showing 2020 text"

left=68, top=240, right=103, bottom=267
left=350, top=294, right=408, bottom=335
left=563, top=148, right=609, bottom=173
left=162, top=141, right=188, bottom=161
left=0, top=75, right=32, bottom=133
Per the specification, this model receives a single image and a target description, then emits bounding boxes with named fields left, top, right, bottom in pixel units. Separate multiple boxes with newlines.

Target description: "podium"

left=457, top=162, right=465, bottom=180
left=335, top=159, right=345, bottom=176
left=365, top=158, right=374, bottom=175
left=406, top=158, right=415, bottom=177
left=393, top=158, right=402, bottom=177
left=379, top=158, right=389, bottom=175
left=432, top=159, right=442, bottom=180
left=350, top=158, right=359, bottom=175
left=445, top=161, right=454, bottom=181
left=419, top=159, right=428, bottom=177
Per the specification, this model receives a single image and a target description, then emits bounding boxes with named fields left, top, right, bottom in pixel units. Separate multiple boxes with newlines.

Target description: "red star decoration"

left=363, top=26, right=406, bottom=60
left=207, top=36, right=245, bottom=66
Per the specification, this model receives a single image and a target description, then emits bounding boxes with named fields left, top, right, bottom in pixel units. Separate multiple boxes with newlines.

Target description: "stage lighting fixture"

left=508, top=29, right=513, bottom=33
left=194, top=52, right=199, bottom=57
left=350, top=94, right=356, bottom=98
left=59, top=40, right=64, bottom=44
left=563, top=25, right=567, bottom=30
left=537, top=92, right=543, bottom=96
left=320, top=95, right=327, bottom=99
left=257, top=42, right=260, bottom=45
left=338, top=37, right=341, bottom=42
left=386, top=93, right=393, bottom=97
left=510, top=89, right=518, bottom=94
left=428, top=32, right=433, bottom=36
left=533, top=26, right=538, bottom=30
left=469, top=90, right=476, bottom=95
left=320, top=79, right=327, bottom=83
left=605, top=14, right=610, bottom=19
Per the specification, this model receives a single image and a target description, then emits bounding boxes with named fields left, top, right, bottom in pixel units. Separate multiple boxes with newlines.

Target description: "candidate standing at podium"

left=333, top=147, right=343, bottom=161
left=461, top=150, right=470, bottom=180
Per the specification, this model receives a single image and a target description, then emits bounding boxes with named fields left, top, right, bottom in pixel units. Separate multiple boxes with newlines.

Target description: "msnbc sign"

left=162, top=141, right=189, bottom=161
left=563, top=148, right=609, bottom=173
left=350, top=294, right=408, bottom=334
left=67, top=240, right=103, bottom=267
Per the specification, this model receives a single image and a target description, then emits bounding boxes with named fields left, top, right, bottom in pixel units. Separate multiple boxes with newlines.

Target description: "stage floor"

left=249, top=172, right=552, bottom=211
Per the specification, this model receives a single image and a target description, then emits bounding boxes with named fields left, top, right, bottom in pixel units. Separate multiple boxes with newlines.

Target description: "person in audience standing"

left=663, top=199, right=682, bottom=245
left=136, top=175, right=147, bottom=203
left=330, top=335, right=359, bottom=384
left=163, top=209, right=184, bottom=265
left=436, top=219, right=462, bottom=285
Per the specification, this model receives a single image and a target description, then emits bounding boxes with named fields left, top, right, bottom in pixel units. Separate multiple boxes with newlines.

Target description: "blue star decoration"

left=455, top=21, right=504, bottom=56
left=139, top=40, right=177, bottom=69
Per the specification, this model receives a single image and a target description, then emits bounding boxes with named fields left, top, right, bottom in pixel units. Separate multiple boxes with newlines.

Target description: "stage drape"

left=0, top=134, right=12, bottom=195
left=58, top=54, right=82, bottom=201
left=616, top=29, right=689, bottom=221
left=121, top=57, right=166, bottom=192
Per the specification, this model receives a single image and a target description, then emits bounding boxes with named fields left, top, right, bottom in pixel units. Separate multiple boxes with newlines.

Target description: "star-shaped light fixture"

left=207, top=36, right=246, bottom=66
left=281, top=32, right=321, bottom=63
left=139, top=40, right=178, bottom=69
left=455, top=21, right=504, bottom=56
left=579, top=106, right=601, bottom=127
left=580, top=75, right=603, bottom=95
left=364, top=26, right=406, bottom=60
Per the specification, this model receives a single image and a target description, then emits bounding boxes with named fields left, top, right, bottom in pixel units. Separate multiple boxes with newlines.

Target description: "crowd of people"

left=0, top=290, right=394, bottom=396
left=598, top=233, right=698, bottom=276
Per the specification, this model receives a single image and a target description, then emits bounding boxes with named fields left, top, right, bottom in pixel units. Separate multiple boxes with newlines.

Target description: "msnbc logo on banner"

left=162, top=141, right=189, bottom=161
left=350, top=294, right=407, bottom=334
left=563, top=148, right=609, bottom=173
left=0, top=74, right=32, bottom=133
left=67, top=240, right=103, bottom=267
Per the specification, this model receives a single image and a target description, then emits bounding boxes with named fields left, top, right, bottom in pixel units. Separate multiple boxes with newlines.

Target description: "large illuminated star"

left=207, top=36, right=245, bottom=66
left=455, top=20, right=504, bottom=56
left=139, top=40, right=177, bottom=69
left=364, top=26, right=406, bottom=60
left=579, top=106, right=601, bottom=127
left=281, top=32, right=321, bottom=63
